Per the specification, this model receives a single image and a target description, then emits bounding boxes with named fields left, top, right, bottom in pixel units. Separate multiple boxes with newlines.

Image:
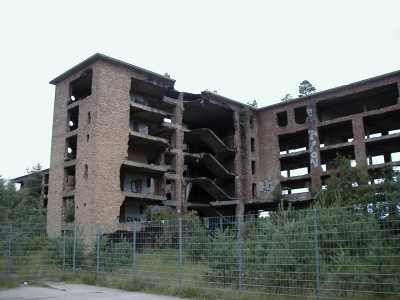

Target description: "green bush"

left=46, top=235, right=85, bottom=269
left=203, top=226, right=238, bottom=284
left=98, top=238, right=133, bottom=271
left=183, top=211, right=208, bottom=263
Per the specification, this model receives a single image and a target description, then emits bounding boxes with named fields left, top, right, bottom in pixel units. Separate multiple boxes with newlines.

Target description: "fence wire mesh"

left=0, top=203, right=399, bottom=299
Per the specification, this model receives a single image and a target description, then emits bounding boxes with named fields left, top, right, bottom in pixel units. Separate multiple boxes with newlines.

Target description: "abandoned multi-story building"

left=16, top=53, right=400, bottom=237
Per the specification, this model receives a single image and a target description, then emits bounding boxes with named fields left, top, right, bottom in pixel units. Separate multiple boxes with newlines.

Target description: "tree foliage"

left=0, top=164, right=45, bottom=224
left=246, top=100, right=258, bottom=107
left=25, top=163, right=43, bottom=197
left=314, top=155, right=400, bottom=209
left=281, top=93, right=293, bottom=102
left=298, top=80, right=316, bottom=97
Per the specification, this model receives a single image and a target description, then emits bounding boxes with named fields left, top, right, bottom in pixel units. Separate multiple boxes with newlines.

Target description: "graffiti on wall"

left=259, top=177, right=279, bottom=192
left=306, top=107, right=317, bottom=122
left=126, top=216, right=142, bottom=222
left=307, top=105, right=319, bottom=168
left=309, top=129, right=319, bottom=167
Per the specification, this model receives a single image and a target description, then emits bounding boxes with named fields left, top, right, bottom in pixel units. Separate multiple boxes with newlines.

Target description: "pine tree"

left=298, top=80, right=316, bottom=97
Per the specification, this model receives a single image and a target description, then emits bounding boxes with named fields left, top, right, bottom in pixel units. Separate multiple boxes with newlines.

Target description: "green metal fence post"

left=313, top=208, right=321, bottom=300
left=73, top=224, right=77, bottom=272
left=62, top=224, right=66, bottom=271
left=132, top=222, right=136, bottom=274
left=7, top=225, right=12, bottom=277
left=96, top=224, right=100, bottom=278
left=179, top=217, right=183, bottom=290
left=237, top=215, right=243, bottom=294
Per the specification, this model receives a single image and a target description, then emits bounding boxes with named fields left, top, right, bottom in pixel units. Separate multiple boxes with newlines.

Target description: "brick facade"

left=44, top=53, right=400, bottom=239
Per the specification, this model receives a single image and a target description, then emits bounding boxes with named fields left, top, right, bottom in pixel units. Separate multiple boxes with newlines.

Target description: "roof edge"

left=50, top=53, right=176, bottom=85
left=201, top=90, right=253, bottom=109
left=258, top=69, right=400, bottom=111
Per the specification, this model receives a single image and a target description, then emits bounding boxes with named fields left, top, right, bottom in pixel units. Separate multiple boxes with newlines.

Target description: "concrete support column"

left=174, top=93, right=185, bottom=214
left=307, top=103, right=321, bottom=188
left=235, top=108, right=249, bottom=217
left=352, top=117, right=367, bottom=166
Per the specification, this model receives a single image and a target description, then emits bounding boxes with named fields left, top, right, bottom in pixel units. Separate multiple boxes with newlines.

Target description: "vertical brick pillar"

left=174, top=93, right=185, bottom=214
left=234, top=108, right=248, bottom=217
left=352, top=117, right=367, bottom=166
left=307, top=103, right=321, bottom=188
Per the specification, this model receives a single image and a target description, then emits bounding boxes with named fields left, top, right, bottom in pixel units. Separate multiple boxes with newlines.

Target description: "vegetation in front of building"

left=0, top=159, right=399, bottom=299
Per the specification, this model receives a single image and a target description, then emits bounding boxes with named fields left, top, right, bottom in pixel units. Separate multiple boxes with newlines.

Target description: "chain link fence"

left=0, top=203, right=399, bottom=299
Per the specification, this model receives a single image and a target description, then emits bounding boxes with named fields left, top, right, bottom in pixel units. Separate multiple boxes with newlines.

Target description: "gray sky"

left=0, top=0, right=399, bottom=179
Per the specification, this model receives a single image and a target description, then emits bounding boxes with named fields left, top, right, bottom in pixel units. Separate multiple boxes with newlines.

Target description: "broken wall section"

left=182, top=94, right=237, bottom=216
left=120, top=77, right=180, bottom=223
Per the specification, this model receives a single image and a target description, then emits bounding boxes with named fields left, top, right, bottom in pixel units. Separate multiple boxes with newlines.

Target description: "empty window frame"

left=249, top=115, right=254, bottom=129
left=363, top=110, right=400, bottom=140
left=69, top=69, right=92, bottom=103
left=277, top=111, right=288, bottom=127
left=67, top=106, right=79, bottom=132
left=318, top=121, right=353, bottom=147
left=63, top=198, right=75, bottom=223
left=251, top=138, right=255, bottom=152
left=279, top=130, right=308, bottom=155
left=65, top=135, right=78, bottom=160
left=84, top=164, right=88, bottom=179
left=317, top=84, right=398, bottom=122
left=294, top=106, right=307, bottom=124
left=130, top=93, right=144, bottom=104
left=64, top=166, right=76, bottom=191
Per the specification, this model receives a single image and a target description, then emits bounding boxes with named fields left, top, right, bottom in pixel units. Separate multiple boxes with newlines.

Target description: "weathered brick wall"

left=47, top=80, right=68, bottom=236
left=352, top=117, right=367, bottom=165
left=172, top=94, right=185, bottom=213
left=47, top=55, right=400, bottom=237
left=48, top=59, right=170, bottom=240
left=84, top=61, right=137, bottom=235
left=257, top=97, right=313, bottom=200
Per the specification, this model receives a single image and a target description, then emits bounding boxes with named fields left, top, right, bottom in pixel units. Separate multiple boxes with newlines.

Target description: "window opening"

left=65, top=136, right=77, bottom=160
left=63, top=198, right=75, bottom=223
left=64, top=167, right=76, bottom=191
left=130, top=93, right=144, bottom=104
left=69, top=69, right=92, bottom=103
left=252, top=183, right=257, bottom=198
left=84, top=164, right=88, bottom=179
left=294, top=106, right=307, bottom=124
left=249, top=116, right=254, bottom=129
left=277, top=111, right=288, bottom=127
left=67, top=106, right=79, bottom=132
left=132, top=179, right=142, bottom=193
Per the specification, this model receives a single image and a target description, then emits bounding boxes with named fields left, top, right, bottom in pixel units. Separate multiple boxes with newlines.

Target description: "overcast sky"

left=0, top=0, right=399, bottom=179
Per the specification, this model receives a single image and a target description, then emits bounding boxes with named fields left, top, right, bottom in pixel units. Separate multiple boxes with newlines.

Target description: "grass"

left=1, top=246, right=399, bottom=300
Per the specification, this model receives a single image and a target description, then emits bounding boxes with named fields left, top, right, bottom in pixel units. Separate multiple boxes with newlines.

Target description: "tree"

left=298, top=80, right=316, bottom=97
left=25, top=163, right=43, bottom=197
left=281, top=94, right=293, bottom=102
left=314, top=155, right=400, bottom=208
left=0, top=164, right=45, bottom=224
left=0, top=176, right=45, bottom=223
left=316, top=156, right=372, bottom=206
left=247, top=100, right=258, bottom=108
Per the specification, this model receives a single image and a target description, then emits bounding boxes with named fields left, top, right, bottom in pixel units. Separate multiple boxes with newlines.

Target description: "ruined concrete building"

left=39, top=53, right=399, bottom=237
